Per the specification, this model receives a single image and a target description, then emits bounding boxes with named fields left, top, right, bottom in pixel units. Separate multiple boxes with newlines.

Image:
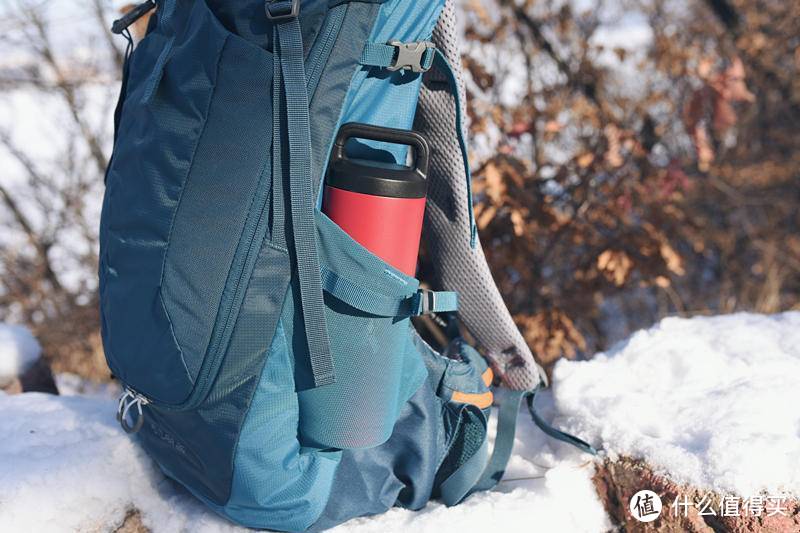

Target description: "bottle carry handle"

left=332, top=122, right=430, bottom=178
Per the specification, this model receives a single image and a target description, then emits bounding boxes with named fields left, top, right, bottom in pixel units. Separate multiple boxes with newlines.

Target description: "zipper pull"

left=116, top=388, right=150, bottom=434
left=111, top=0, right=156, bottom=35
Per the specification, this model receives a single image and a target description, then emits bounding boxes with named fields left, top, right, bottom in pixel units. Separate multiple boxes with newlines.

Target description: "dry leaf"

left=660, top=242, right=686, bottom=275
left=484, top=163, right=505, bottom=202
left=598, top=250, right=633, bottom=286
left=511, top=210, right=526, bottom=236
left=577, top=153, right=595, bottom=168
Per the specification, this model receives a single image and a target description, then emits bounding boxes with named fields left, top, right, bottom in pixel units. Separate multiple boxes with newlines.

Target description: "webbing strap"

left=473, top=387, right=598, bottom=494
left=272, top=38, right=287, bottom=249
left=414, top=289, right=459, bottom=315
left=272, top=8, right=335, bottom=388
left=359, top=42, right=398, bottom=67
left=320, top=266, right=457, bottom=317
left=526, top=392, right=598, bottom=456
left=471, top=387, right=525, bottom=492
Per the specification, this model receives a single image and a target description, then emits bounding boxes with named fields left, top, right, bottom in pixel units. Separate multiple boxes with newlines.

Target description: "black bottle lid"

left=325, top=123, right=429, bottom=199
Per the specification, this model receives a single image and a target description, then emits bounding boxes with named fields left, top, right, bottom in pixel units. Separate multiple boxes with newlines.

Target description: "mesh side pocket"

left=433, top=406, right=487, bottom=489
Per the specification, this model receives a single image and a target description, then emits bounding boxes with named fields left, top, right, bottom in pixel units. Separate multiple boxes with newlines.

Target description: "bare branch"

left=90, top=0, right=125, bottom=70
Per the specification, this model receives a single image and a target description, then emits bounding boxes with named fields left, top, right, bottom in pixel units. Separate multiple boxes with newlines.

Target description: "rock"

left=593, top=457, right=800, bottom=532
left=0, top=323, right=57, bottom=394
left=1, top=357, right=59, bottom=395
left=114, top=509, right=149, bottom=533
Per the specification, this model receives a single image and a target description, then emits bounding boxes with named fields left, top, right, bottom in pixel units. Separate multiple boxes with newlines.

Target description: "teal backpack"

left=101, top=0, right=594, bottom=530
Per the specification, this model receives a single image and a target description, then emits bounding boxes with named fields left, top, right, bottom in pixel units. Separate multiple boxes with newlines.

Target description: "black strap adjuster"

left=266, top=0, right=300, bottom=21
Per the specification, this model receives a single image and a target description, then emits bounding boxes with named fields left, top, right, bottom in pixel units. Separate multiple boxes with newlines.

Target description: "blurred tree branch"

left=447, top=0, right=800, bottom=368
left=0, top=0, right=124, bottom=378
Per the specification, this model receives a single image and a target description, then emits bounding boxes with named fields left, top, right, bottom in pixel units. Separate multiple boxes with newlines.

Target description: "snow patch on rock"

left=0, top=324, right=42, bottom=387
left=54, top=372, right=121, bottom=398
left=553, top=312, right=800, bottom=498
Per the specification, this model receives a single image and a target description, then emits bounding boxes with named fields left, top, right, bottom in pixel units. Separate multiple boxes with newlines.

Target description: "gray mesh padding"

left=415, top=0, right=546, bottom=390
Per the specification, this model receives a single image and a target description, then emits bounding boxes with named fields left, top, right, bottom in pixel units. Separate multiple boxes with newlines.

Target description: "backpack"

left=101, top=0, right=594, bottom=530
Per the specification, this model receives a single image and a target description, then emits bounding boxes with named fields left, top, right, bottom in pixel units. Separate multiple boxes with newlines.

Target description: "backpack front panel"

left=100, top=0, right=322, bottom=508
left=100, top=0, right=234, bottom=405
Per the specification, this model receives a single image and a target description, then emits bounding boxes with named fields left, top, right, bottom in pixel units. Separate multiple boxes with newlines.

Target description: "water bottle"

left=323, top=122, right=430, bottom=276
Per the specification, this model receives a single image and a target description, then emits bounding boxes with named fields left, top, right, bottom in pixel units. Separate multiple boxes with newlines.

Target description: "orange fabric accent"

left=481, top=367, right=494, bottom=387
left=451, top=390, right=493, bottom=409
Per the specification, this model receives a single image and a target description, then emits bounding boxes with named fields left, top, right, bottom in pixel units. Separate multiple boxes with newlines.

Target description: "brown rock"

left=114, top=509, right=149, bottom=533
left=593, top=457, right=800, bottom=532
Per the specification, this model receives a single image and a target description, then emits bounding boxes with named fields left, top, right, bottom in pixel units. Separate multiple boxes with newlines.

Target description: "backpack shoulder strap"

left=413, top=0, right=547, bottom=391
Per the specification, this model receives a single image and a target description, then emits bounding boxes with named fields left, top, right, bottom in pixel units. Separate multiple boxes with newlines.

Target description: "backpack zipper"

left=115, top=169, right=271, bottom=416
left=117, top=387, right=150, bottom=433
left=180, top=6, right=348, bottom=411
left=305, top=4, right=347, bottom=98
left=117, top=5, right=348, bottom=415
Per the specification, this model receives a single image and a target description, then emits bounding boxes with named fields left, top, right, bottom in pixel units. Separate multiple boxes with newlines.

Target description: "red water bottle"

left=323, top=123, right=430, bottom=276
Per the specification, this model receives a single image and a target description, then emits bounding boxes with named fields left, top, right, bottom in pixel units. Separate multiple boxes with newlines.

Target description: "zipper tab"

left=116, top=388, right=150, bottom=434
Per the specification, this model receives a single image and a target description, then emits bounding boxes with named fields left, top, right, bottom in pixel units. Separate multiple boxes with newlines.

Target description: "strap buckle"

left=419, top=289, right=437, bottom=315
left=387, top=40, right=435, bottom=73
left=266, top=0, right=300, bottom=21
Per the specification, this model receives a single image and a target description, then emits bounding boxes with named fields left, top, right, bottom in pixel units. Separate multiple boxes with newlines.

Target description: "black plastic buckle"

left=266, top=0, right=300, bottom=21
left=388, top=41, right=435, bottom=73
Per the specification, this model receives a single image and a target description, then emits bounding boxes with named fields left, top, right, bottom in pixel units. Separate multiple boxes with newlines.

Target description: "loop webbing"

left=320, top=266, right=457, bottom=317
left=140, top=0, right=177, bottom=105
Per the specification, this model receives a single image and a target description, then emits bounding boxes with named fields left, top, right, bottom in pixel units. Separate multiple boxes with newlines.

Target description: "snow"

left=0, top=324, right=42, bottom=387
left=54, top=372, right=121, bottom=398
left=3, top=312, right=798, bottom=532
left=0, top=390, right=608, bottom=533
left=332, top=404, right=608, bottom=533
left=552, top=312, right=800, bottom=499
